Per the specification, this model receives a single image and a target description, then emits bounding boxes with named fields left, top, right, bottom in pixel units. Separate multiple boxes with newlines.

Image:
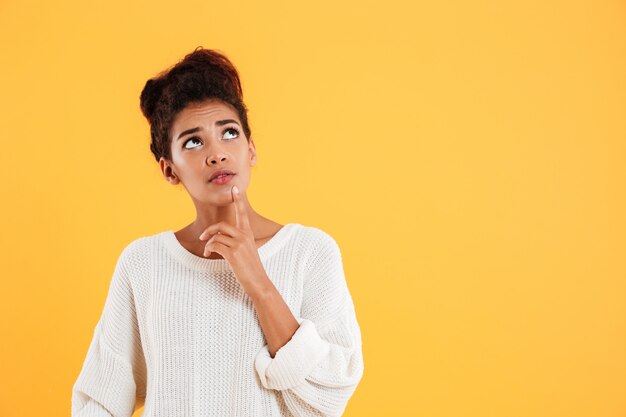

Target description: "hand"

left=198, top=185, right=269, bottom=295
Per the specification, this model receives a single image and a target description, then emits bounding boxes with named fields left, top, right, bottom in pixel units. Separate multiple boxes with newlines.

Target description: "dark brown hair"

left=139, top=47, right=252, bottom=162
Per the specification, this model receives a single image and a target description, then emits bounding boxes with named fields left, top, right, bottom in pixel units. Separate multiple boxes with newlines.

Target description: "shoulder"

left=296, top=224, right=340, bottom=248
left=114, top=231, right=161, bottom=269
left=295, top=224, right=343, bottom=269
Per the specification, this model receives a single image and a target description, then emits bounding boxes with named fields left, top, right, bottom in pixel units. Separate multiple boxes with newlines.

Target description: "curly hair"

left=139, top=47, right=252, bottom=163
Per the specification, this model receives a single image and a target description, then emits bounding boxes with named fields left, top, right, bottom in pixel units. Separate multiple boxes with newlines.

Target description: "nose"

left=205, top=136, right=229, bottom=165
left=208, top=155, right=228, bottom=165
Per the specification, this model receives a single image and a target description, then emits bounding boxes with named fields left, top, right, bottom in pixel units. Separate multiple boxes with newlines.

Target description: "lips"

left=210, top=173, right=234, bottom=185
left=209, top=169, right=236, bottom=182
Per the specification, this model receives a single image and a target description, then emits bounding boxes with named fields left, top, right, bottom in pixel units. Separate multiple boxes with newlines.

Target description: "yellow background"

left=0, top=0, right=624, bottom=416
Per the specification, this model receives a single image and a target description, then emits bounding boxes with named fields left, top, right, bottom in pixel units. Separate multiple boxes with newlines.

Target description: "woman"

left=71, top=46, right=364, bottom=417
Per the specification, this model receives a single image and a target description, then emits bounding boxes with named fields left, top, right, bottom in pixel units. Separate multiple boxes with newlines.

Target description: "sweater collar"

left=160, top=223, right=299, bottom=272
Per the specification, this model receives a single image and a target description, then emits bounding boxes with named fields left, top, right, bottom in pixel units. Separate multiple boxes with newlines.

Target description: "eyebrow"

left=176, top=119, right=240, bottom=141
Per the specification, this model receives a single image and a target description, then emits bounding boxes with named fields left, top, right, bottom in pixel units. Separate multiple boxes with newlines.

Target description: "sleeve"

left=71, top=245, right=148, bottom=417
left=254, top=230, right=365, bottom=417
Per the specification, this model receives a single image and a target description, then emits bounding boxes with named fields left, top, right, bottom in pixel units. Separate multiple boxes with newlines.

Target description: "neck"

left=188, top=201, right=266, bottom=238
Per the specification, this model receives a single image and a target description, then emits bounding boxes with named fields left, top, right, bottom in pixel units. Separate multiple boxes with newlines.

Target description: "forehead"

left=170, top=99, right=239, bottom=132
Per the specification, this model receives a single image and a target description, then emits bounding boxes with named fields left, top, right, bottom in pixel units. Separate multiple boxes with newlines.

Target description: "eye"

left=182, top=127, right=240, bottom=149
left=183, top=137, right=202, bottom=149
left=223, top=127, right=240, bottom=139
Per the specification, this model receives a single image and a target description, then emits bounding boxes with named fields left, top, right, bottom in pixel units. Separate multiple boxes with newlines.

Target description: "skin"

left=160, top=98, right=281, bottom=259
left=159, top=98, right=299, bottom=358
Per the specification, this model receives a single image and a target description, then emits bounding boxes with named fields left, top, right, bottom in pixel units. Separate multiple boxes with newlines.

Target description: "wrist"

left=245, top=272, right=275, bottom=302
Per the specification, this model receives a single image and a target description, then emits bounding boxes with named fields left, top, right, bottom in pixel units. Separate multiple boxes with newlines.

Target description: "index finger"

left=232, top=185, right=252, bottom=231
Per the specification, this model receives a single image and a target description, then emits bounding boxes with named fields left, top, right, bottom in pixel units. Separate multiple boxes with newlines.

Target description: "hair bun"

left=139, top=78, right=167, bottom=122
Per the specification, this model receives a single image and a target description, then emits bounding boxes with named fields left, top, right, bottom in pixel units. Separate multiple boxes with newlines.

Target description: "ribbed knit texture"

left=71, top=223, right=364, bottom=417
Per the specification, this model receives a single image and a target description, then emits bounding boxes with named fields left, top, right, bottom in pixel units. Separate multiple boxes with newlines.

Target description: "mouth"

left=209, top=173, right=236, bottom=185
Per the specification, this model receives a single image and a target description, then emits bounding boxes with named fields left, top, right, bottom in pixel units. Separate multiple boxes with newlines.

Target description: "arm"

left=248, top=276, right=300, bottom=359
left=71, top=245, right=147, bottom=417
left=253, top=231, right=365, bottom=417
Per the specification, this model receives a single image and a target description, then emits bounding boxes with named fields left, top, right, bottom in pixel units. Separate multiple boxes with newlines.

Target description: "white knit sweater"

left=71, top=223, right=364, bottom=417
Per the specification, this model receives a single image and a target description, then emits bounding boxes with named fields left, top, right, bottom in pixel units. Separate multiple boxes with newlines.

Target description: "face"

left=160, top=98, right=256, bottom=206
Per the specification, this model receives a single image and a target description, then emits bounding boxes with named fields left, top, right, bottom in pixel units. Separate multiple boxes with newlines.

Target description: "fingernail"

left=233, top=185, right=239, bottom=194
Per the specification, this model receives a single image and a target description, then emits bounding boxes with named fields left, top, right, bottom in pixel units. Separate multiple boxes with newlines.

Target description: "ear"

left=248, top=137, right=257, bottom=166
left=159, top=157, right=181, bottom=185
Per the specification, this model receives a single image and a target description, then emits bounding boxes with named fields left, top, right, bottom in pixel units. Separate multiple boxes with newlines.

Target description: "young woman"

left=71, top=47, right=364, bottom=417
